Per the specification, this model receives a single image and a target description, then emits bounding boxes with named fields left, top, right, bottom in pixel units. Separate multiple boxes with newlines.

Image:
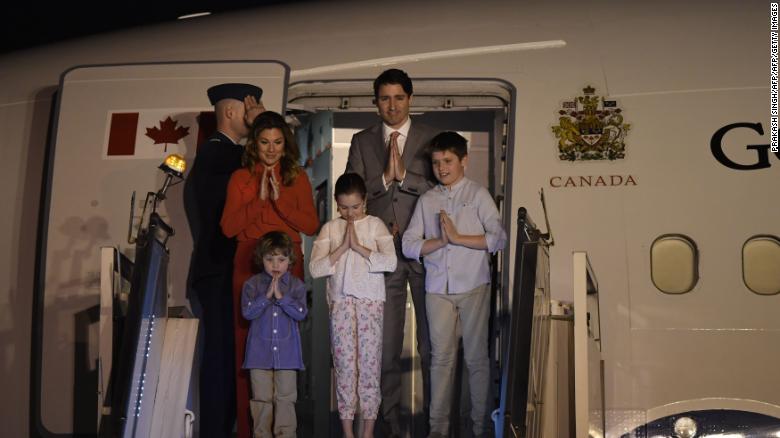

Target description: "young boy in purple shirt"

left=402, top=132, right=507, bottom=438
left=242, top=231, right=308, bottom=438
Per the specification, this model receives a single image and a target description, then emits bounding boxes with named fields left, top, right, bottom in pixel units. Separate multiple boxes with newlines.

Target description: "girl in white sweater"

left=309, top=173, right=397, bottom=438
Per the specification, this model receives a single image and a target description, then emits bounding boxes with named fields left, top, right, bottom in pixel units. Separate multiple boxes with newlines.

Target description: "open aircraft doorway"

left=31, top=61, right=290, bottom=437
left=287, top=78, right=516, bottom=438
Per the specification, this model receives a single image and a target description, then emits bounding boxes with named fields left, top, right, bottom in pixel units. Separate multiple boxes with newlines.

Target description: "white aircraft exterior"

left=1, top=0, right=777, bottom=436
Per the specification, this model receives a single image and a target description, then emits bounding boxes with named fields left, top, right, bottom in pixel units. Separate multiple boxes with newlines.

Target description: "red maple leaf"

left=145, top=116, right=190, bottom=152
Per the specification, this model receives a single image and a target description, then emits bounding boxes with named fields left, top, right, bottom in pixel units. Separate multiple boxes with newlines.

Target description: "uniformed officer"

left=184, top=83, right=264, bottom=438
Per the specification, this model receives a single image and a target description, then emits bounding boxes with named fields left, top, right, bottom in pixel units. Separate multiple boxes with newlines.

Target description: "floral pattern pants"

left=329, top=296, right=384, bottom=420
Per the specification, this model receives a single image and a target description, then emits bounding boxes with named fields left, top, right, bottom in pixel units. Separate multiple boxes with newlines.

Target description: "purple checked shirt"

left=242, top=271, right=308, bottom=370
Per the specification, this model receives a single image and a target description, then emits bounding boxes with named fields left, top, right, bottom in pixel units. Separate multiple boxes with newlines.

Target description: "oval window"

left=651, top=235, right=699, bottom=294
left=743, top=235, right=780, bottom=295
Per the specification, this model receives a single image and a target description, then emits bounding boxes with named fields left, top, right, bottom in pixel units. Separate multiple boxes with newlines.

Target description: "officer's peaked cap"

left=207, top=83, right=263, bottom=105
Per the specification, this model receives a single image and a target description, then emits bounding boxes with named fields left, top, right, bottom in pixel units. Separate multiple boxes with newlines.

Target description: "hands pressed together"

left=383, top=132, right=406, bottom=183
left=265, top=272, right=284, bottom=300
left=258, top=166, right=280, bottom=201
left=433, top=209, right=488, bottom=251
left=439, top=210, right=459, bottom=246
left=329, top=219, right=371, bottom=265
left=343, top=220, right=366, bottom=252
left=419, top=210, right=466, bottom=256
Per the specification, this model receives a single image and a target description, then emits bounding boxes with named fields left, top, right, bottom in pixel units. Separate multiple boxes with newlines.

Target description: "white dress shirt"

left=382, top=117, right=411, bottom=155
left=309, top=215, right=398, bottom=302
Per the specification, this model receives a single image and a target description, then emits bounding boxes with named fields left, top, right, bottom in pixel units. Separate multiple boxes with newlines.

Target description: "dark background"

left=1, top=1, right=301, bottom=55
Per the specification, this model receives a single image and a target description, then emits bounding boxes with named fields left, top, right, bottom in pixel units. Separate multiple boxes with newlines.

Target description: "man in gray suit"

left=346, top=69, right=437, bottom=437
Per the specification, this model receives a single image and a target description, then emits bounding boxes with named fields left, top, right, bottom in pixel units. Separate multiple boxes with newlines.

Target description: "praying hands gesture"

left=265, top=273, right=284, bottom=300
left=328, top=219, right=371, bottom=264
left=439, top=211, right=459, bottom=245
left=383, top=132, right=406, bottom=183
left=258, top=166, right=280, bottom=201
left=437, top=210, right=488, bottom=250
left=347, top=220, right=371, bottom=259
left=420, top=210, right=482, bottom=256
left=328, top=220, right=352, bottom=265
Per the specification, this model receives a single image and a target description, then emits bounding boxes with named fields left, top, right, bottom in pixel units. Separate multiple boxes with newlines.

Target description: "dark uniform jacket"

left=184, top=131, right=243, bottom=281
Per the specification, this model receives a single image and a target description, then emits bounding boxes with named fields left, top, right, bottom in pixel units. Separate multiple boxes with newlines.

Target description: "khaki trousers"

left=249, top=369, right=297, bottom=438
left=426, top=284, right=490, bottom=436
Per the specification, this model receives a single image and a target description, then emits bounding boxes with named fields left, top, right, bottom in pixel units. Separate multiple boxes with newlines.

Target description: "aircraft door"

left=32, top=61, right=289, bottom=436
left=294, top=109, right=337, bottom=437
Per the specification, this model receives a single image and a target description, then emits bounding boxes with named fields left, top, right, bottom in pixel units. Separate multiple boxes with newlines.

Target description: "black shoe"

left=376, top=419, right=401, bottom=438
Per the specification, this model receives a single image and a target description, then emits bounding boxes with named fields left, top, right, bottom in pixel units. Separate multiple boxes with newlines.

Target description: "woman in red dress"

left=221, top=110, right=319, bottom=437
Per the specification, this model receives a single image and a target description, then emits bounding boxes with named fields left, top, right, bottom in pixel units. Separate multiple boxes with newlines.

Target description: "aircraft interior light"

left=177, top=12, right=211, bottom=20
left=674, top=416, right=698, bottom=438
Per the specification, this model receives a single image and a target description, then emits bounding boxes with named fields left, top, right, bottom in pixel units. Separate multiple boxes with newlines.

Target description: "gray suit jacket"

left=346, top=121, right=438, bottom=266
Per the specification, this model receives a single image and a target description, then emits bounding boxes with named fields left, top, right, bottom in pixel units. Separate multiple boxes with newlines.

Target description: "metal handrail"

left=496, top=208, right=551, bottom=438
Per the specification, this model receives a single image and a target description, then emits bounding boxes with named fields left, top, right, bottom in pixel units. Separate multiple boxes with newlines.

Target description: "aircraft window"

left=743, top=235, right=780, bottom=295
left=651, top=235, right=699, bottom=294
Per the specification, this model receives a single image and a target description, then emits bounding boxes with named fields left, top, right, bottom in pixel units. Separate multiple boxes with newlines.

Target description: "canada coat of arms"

left=552, top=86, right=630, bottom=161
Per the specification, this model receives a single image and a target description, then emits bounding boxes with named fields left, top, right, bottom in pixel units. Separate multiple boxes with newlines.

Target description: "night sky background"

left=1, top=1, right=302, bottom=55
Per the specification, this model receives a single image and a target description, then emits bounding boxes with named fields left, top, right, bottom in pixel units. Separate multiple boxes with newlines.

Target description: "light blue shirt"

left=402, top=177, right=507, bottom=294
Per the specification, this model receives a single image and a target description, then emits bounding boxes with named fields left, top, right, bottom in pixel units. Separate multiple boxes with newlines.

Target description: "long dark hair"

left=243, top=111, right=301, bottom=186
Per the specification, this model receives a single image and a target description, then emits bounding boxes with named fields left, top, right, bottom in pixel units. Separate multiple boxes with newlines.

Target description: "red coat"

left=221, top=162, right=319, bottom=244
left=219, top=162, right=318, bottom=438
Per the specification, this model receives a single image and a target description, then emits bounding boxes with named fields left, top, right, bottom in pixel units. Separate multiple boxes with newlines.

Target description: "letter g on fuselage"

left=711, top=122, right=780, bottom=170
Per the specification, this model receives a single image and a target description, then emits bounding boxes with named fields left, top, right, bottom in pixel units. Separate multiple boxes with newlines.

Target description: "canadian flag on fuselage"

left=104, top=109, right=216, bottom=159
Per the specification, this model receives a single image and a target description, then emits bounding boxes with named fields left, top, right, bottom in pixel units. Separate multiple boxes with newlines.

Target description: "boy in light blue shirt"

left=402, top=131, right=507, bottom=438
